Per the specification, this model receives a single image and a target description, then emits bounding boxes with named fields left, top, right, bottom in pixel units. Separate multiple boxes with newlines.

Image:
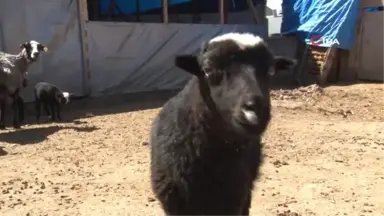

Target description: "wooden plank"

left=135, top=0, right=141, bottom=22
left=192, top=0, right=201, bottom=23
left=219, top=0, right=228, bottom=24
left=162, top=0, right=169, bottom=23
left=318, top=47, right=337, bottom=85
left=77, top=0, right=91, bottom=95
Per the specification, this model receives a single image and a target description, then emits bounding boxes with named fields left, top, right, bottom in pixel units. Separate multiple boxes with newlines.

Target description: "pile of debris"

left=270, top=84, right=324, bottom=101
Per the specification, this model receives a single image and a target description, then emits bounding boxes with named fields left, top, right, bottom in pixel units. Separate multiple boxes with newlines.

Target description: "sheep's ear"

left=272, top=56, right=297, bottom=75
left=38, top=44, right=48, bottom=52
left=20, top=43, right=27, bottom=49
left=175, top=54, right=203, bottom=77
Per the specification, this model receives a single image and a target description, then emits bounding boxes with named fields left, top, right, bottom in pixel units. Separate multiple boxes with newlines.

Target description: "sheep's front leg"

left=56, top=102, right=62, bottom=121
left=18, top=97, right=25, bottom=123
left=241, top=191, right=252, bottom=216
left=0, top=101, right=5, bottom=129
left=50, top=103, right=56, bottom=122
left=12, top=90, right=21, bottom=129
left=35, top=100, right=41, bottom=122
left=43, top=103, right=50, bottom=118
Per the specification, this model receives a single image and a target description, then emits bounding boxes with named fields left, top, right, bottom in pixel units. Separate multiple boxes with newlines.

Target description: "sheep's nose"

left=242, top=96, right=262, bottom=111
left=241, top=96, right=263, bottom=125
left=244, top=100, right=256, bottom=110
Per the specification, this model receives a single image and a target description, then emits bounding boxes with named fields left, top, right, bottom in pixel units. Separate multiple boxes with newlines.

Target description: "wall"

left=1, top=0, right=269, bottom=102
left=85, top=22, right=267, bottom=97
left=340, top=0, right=384, bottom=82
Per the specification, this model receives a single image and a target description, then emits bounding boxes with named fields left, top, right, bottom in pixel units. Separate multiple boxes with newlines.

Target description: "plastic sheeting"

left=99, top=0, right=191, bottom=15
left=99, top=0, right=254, bottom=16
left=1, top=0, right=267, bottom=102
left=86, top=22, right=267, bottom=97
left=0, top=26, right=4, bottom=51
left=0, top=0, right=85, bottom=102
left=281, top=0, right=361, bottom=50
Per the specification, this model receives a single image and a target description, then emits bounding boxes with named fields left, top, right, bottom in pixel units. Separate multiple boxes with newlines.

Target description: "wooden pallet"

left=307, top=46, right=338, bottom=85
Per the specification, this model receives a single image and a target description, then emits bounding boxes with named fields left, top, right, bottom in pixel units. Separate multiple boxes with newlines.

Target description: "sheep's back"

left=0, top=55, right=23, bottom=93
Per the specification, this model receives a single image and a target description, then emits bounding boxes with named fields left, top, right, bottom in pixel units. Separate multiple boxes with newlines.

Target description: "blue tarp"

left=281, top=0, right=361, bottom=50
left=99, top=0, right=191, bottom=15
left=99, top=0, right=253, bottom=15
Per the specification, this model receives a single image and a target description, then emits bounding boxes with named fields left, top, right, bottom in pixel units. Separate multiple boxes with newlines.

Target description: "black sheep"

left=150, top=32, right=297, bottom=215
left=34, top=82, right=72, bottom=122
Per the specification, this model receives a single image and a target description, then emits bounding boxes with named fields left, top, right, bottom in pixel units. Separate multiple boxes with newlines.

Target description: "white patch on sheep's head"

left=20, top=40, right=48, bottom=62
left=208, top=32, right=264, bottom=50
left=1, top=66, right=11, bottom=74
left=62, top=92, right=70, bottom=104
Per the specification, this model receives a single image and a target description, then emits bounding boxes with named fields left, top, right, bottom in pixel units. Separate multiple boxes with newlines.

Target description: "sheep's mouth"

left=234, top=109, right=270, bottom=135
left=30, top=56, right=40, bottom=62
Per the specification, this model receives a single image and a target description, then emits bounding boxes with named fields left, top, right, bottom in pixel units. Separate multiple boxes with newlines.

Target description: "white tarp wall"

left=1, top=0, right=267, bottom=102
left=86, top=22, right=267, bottom=96
left=0, top=0, right=85, bottom=102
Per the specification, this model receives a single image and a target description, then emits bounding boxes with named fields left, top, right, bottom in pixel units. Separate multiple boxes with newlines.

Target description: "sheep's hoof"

left=13, top=124, right=21, bottom=129
left=0, top=124, right=5, bottom=130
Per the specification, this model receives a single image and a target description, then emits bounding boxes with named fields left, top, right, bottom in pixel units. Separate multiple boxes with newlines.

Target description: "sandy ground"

left=0, top=82, right=383, bottom=216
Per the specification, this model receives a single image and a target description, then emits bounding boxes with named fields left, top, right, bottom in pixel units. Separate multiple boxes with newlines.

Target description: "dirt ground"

left=0, top=82, right=383, bottom=216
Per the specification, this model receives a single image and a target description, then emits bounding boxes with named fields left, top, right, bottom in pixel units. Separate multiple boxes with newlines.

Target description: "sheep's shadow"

left=0, top=146, right=8, bottom=156
left=0, top=124, right=99, bottom=145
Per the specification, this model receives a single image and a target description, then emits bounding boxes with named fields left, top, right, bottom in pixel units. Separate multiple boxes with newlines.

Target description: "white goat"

left=0, top=40, right=48, bottom=129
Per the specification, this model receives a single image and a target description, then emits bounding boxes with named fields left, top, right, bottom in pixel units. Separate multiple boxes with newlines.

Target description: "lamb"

left=0, top=40, right=48, bottom=129
left=34, top=82, right=72, bottom=122
left=150, top=32, right=297, bottom=215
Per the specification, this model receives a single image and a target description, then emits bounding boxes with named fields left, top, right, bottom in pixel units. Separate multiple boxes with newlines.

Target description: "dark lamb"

left=34, top=82, right=71, bottom=122
left=150, top=32, right=297, bottom=215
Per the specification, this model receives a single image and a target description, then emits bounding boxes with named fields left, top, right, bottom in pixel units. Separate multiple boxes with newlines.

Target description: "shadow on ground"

left=0, top=124, right=99, bottom=145
left=20, top=90, right=179, bottom=124
left=17, top=81, right=377, bottom=125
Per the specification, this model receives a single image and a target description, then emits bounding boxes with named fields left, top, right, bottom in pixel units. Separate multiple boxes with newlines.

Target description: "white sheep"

left=0, top=40, right=48, bottom=129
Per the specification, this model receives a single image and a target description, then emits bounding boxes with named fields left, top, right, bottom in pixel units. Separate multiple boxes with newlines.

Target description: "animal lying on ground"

left=0, top=40, right=48, bottom=129
left=150, top=32, right=297, bottom=215
left=34, top=82, right=73, bottom=122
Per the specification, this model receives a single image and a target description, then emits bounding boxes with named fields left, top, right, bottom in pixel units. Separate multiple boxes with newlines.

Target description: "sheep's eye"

left=206, top=71, right=223, bottom=86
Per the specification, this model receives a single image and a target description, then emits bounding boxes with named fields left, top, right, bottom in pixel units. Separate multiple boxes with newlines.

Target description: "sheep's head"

left=57, top=91, right=74, bottom=105
left=175, top=32, right=297, bottom=136
left=20, top=40, right=48, bottom=62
